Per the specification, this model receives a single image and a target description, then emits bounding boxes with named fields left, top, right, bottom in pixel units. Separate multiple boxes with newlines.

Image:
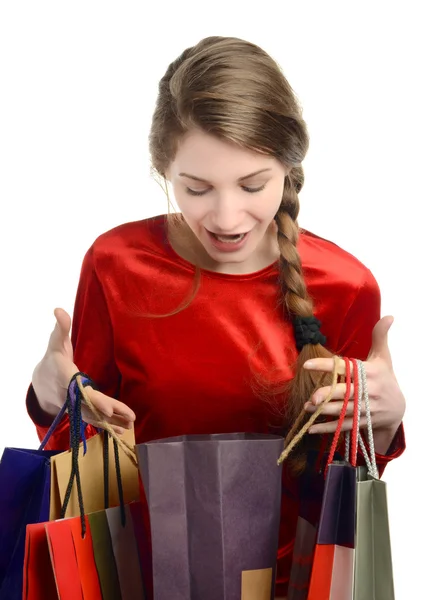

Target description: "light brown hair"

left=149, top=36, right=334, bottom=469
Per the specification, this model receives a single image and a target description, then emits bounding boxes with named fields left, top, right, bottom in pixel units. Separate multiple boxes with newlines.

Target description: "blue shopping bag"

left=0, top=447, right=60, bottom=599
left=0, top=375, right=92, bottom=600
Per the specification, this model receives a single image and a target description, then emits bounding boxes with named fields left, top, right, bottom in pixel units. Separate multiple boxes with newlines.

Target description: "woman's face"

left=166, top=130, right=288, bottom=273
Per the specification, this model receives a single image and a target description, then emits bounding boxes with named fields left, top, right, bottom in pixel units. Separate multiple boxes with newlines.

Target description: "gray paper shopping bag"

left=136, top=433, right=284, bottom=600
left=352, top=358, right=396, bottom=600
left=354, top=466, right=395, bottom=600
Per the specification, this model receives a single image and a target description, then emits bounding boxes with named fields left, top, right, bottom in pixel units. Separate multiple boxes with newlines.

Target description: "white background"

left=0, top=2, right=426, bottom=597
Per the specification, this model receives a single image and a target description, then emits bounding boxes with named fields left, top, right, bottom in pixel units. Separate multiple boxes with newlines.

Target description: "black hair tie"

left=293, top=316, right=327, bottom=351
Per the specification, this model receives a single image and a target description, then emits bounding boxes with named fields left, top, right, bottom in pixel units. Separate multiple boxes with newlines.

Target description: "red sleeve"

left=334, top=269, right=405, bottom=474
left=27, top=244, right=121, bottom=450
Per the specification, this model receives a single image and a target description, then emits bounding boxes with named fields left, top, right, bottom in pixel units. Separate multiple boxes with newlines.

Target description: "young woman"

left=27, top=36, right=405, bottom=597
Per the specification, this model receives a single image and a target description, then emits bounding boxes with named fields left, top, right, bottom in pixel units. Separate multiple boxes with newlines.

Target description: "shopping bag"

left=129, top=496, right=153, bottom=599
left=0, top=447, right=59, bottom=600
left=68, top=516, right=103, bottom=600
left=47, top=515, right=103, bottom=599
left=0, top=407, right=68, bottom=600
left=353, top=359, right=395, bottom=599
left=27, top=504, right=146, bottom=600
left=307, top=461, right=357, bottom=600
left=45, top=505, right=145, bottom=600
left=45, top=519, right=84, bottom=600
left=45, top=516, right=105, bottom=600
left=137, top=433, right=284, bottom=600
left=277, top=356, right=357, bottom=600
left=23, top=373, right=143, bottom=600
left=106, top=503, right=146, bottom=599
left=49, top=426, right=139, bottom=520
left=306, top=357, right=363, bottom=600
left=0, top=372, right=98, bottom=599
left=52, top=375, right=142, bottom=599
left=353, top=467, right=395, bottom=599
left=22, top=523, right=58, bottom=600
left=88, top=510, right=122, bottom=600
left=286, top=451, right=325, bottom=600
left=279, top=356, right=397, bottom=600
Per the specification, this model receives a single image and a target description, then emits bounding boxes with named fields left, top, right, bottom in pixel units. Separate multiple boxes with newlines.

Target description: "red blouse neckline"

left=158, top=215, right=279, bottom=282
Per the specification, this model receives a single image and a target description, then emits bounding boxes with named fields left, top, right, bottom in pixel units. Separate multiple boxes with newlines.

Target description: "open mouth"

left=207, top=230, right=248, bottom=244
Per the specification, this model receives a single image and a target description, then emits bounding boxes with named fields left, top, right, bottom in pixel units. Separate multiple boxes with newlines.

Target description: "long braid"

left=275, top=172, right=313, bottom=318
left=275, top=169, right=334, bottom=471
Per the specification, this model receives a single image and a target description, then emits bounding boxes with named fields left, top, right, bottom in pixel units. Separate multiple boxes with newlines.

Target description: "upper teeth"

left=215, top=233, right=245, bottom=243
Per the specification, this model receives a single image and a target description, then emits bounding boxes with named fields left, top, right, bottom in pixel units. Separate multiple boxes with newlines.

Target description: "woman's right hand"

left=31, top=308, right=136, bottom=434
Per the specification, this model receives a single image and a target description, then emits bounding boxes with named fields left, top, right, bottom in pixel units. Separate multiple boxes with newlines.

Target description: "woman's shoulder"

left=298, top=229, right=379, bottom=295
left=90, top=215, right=168, bottom=257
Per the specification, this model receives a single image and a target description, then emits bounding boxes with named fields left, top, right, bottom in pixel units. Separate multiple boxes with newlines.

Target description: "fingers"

left=81, top=409, right=134, bottom=431
left=305, top=399, right=361, bottom=418
left=303, top=357, right=350, bottom=375
left=54, top=308, right=72, bottom=338
left=309, top=383, right=352, bottom=405
left=308, top=416, right=369, bottom=435
left=82, top=387, right=136, bottom=428
left=368, top=316, right=394, bottom=365
left=88, top=388, right=136, bottom=421
left=82, top=418, right=128, bottom=436
left=49, top=308, right=72, bottom=352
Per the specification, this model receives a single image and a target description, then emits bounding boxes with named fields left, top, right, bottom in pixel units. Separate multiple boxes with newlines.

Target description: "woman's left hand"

left=302, top=316, right=406, bottom=447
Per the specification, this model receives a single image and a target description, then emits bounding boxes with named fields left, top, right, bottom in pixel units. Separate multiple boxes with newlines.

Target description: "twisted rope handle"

left=358, top=361, right=379, bottom=478
left=344, top=358, right=361, bottom=466
left=277, top=355, right=341, bottom=465
left=277, top=355, right=380, bottom=479
left=75, top=375, right=138, bottom=468
left=344, top=360, right=379, bottom=478
left=325, top=357, right=352, bottom=475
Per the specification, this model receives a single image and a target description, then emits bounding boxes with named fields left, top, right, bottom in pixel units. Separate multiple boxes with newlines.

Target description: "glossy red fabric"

left=27, top=215, right=405, bottom=595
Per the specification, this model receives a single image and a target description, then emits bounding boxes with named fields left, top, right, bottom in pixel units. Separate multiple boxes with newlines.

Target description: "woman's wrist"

left=372, top=421, right=402, bottom=455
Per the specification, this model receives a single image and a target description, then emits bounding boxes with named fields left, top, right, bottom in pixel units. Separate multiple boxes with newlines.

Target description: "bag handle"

left=345, top=360, right=378, bottom=478
left=278, top=356, right=379, bottom=480
left=323, top=357, right=353, bottom=473
left=39, top=373, right=138, bottom=467
left=278, top=355, right=342, bottom=465
left=74, top=375, right=138, bottom=467
left=57, top=373, right=138, bottom=537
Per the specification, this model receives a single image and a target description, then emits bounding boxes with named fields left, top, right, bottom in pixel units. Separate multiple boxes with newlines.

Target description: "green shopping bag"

left=354, top=466, right=395, bottom=599
left=353, top=362, right=395, bottom=600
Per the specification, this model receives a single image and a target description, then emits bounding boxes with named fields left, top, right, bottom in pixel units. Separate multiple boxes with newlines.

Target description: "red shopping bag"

left=22, top=523, right=57, bottom=600
left=45, top=520, right=84, bottom=600
left=68, top=516, right=103, bottom=600
left=45, top=516, right=102, bottom=600
left=306, top=357, right=361, bottom=600
left=306, top=461, right=357, bottom=600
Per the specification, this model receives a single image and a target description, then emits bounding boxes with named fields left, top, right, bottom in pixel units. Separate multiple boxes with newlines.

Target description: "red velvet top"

left=28, top=215, right=405, bottom=595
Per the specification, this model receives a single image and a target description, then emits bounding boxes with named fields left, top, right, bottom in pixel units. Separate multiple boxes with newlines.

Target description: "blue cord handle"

left=38, top=374, right=92, bottom=451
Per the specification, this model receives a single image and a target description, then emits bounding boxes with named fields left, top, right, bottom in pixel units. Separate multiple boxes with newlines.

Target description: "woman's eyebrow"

left=178, top=168, right=272, bottom=184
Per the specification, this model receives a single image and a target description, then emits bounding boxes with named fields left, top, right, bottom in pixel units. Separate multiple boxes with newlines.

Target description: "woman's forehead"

left=169, top=130, right=282, bottom=182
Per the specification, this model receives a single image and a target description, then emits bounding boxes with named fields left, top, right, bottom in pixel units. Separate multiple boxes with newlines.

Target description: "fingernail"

left=304, top=361, right=314, bottom=369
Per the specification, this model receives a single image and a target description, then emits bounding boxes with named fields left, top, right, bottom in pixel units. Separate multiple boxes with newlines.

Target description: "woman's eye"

left=185, top=184, right=266, bottom=196
left=186, top=188, right=210, bottom=196
left=242, top=184, right=266, bottom=193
